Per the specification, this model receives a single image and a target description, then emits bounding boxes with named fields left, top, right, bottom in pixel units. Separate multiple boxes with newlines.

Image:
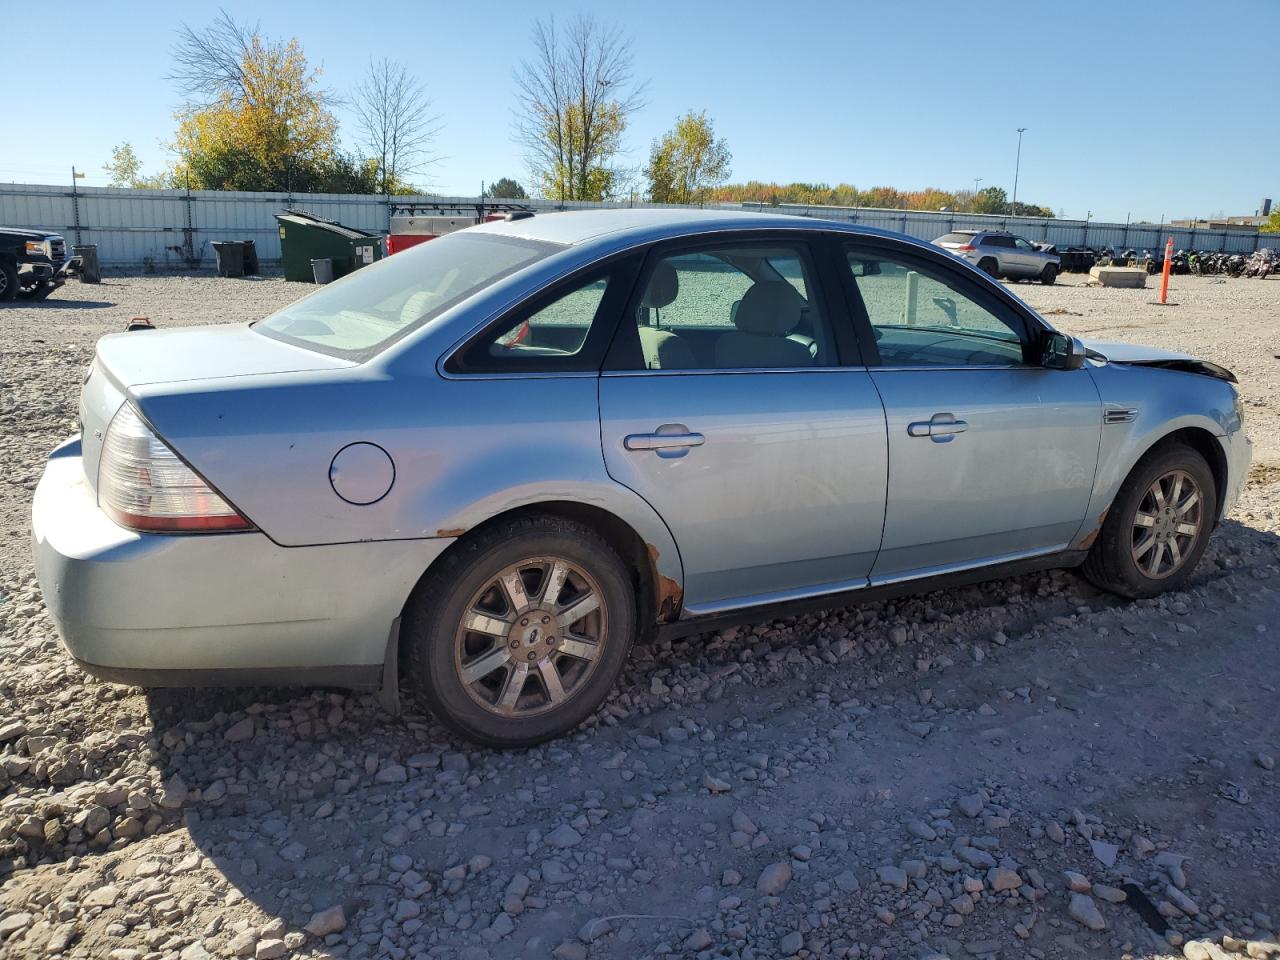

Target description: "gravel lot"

left=1, top=271, right=1278, bottom=960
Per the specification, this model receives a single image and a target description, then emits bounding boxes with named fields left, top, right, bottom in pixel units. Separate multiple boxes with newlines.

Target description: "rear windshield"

left=937, top=233, right=975, bottom=244
left=256, top=232, right=560, bottom=358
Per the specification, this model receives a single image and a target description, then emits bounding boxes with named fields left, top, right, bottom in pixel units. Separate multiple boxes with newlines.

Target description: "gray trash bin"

left=311, top=258, right=335, bottom=284
left=73, top=244, right=101, bottom=284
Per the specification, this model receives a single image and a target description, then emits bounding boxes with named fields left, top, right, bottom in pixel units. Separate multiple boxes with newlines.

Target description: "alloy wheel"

left=453, top=556, right=607, bottom=717
left=1131, top=469, right=1203, bottom=579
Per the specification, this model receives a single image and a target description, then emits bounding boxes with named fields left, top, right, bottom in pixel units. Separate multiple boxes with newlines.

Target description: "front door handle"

left=907, top=413, right=968, bottom=443
left=624, top=431, right=705, bottom=451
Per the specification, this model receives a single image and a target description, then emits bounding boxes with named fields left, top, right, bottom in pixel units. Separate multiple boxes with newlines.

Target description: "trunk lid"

left=79, top=324, right=352, bottom=491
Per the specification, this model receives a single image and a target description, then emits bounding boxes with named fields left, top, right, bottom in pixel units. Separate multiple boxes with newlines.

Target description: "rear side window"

left=981, top=235, right=1015, bottom=248
left=447, top=257, right=639, bottom=374
left=608, top=242, right=838, bottom=371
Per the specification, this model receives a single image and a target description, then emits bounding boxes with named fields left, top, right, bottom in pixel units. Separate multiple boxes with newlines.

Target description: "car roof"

left=466, top=207, right=911, bottom=249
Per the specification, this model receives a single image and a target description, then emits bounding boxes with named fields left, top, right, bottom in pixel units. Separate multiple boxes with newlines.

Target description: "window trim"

left=443, top=251, right=642, bottom=375
left=602, top=231, right=861, bottom=373
left=837, top=237, right=1049, bottom=369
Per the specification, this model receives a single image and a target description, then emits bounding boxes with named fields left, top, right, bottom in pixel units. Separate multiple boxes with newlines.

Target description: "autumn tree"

left=487, top=177, right=528, bottom=199
left=514, top=14, right=644, bottom=201
left=646, top=111, right=731, bottom=205
left=168, top=11, right=340, bottom=192
left=352, top=58, right=440, bottom=196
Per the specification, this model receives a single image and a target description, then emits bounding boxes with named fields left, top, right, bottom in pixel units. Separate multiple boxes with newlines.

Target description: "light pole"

left=972, top=176, right=982, bottom=196
left=1011, top=127, right=1027, bottom=216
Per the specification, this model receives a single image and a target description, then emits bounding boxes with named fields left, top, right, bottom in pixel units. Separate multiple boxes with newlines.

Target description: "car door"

left=1012, top=236, right=1042, bottom=276
left=840, top=241, right=1101, bottom=582
left=598, top=234, right=888, bottom=616
left=982, top=234, right=1019, bottom=275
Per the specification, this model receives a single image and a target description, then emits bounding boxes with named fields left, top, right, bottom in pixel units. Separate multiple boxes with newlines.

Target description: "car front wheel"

left=1082, top=443, right=1216, bottom=599
left=1040, top=264, right=1058, bottom=284
left=402, top=515, right=636, bottom=747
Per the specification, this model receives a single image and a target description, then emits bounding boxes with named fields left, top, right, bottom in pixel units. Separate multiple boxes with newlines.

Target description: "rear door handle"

left=624, top=431, right=706, bottom=451
left=907, top=413, right=968, bottom=443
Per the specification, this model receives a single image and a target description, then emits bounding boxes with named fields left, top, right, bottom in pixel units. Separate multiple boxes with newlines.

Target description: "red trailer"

left=386, top=201, right=534, bottom=255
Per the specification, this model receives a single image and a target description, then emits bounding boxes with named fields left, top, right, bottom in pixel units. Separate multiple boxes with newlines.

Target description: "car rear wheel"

left=978, top=258, right=999, bottom=278
left=402, top=514, right=636, bottom=747
left=1082, top=443, right=1215, bottom=599
left=1040, top=264, right=1058, bottom=285
left=0, top=261, right=17, bottom=302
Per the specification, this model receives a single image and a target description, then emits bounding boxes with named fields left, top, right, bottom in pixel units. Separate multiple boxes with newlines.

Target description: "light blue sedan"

left=32, top=210, right=1251, bottom=746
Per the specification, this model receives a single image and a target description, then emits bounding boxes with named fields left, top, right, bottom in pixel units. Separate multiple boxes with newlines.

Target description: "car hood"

left=94, top=324, right=353, bottom=389
left=1080, top=339, right=1237, bottom=383
left=2, top=228, right=62, bottom=241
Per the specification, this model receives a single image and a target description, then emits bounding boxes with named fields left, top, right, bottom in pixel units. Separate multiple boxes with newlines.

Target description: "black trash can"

left=73, top=244, right=101, bottom=284
left=211, top=241, right=246, bottom=278
left=241, top=240, right=259, bottom=276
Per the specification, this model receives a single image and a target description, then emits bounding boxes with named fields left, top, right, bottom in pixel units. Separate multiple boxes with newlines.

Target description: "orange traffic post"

left=1159, top=236, right=1174, bottom=304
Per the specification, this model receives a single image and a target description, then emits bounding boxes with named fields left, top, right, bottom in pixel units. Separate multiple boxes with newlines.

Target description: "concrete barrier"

left=1089, top=265, right=1147, bottom=288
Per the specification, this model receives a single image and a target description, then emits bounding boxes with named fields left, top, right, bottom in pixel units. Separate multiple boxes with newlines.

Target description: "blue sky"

left=4, top=0, right=1275, bottom=222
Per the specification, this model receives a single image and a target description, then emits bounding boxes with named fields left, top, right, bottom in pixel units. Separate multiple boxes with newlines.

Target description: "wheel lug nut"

left=520, top=618, right=528, bottom=626
left=526, top=652, right=537, bottom=661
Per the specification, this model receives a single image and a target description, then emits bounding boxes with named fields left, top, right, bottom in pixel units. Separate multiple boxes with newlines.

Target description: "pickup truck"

left=0, top=228, right=77, bottom=301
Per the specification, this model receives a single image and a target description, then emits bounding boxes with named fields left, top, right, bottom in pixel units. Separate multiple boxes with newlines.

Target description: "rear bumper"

left=32, top=437, right=452, bottom=686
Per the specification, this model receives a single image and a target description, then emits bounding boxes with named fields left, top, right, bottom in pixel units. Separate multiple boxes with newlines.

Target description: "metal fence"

left=0, top=181, right=1271, bottom=267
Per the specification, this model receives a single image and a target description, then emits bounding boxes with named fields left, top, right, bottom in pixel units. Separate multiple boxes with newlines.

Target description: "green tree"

left=487, top=177, right=528, bottom=199
left=514, top=14, right=644, bottom=201
left=1260, top=210, right=1280, bottom=233
left=104, top=143, right=144, bottom=187
left=646, top=111, right=731, bottom=205
left=971, top=186, right=1008, bottom=214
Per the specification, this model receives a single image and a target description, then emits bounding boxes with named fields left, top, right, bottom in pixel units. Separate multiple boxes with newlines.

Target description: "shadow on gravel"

left=11, top=299, right=116, bottom=309
left=131, top=514, right=1280, bottom=953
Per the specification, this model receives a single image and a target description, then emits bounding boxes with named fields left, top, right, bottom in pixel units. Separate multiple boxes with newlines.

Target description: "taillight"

left=98, top=404, right=253, bottom=533
left=957, top=244, right=976, bottom=251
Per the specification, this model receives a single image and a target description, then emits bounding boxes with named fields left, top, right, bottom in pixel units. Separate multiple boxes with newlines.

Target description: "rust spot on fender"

left=646, top=543, right=684, bottom=622
left=1074, top=508, right=1108, bottom=551
left=436, top=527, right=467, bottom=539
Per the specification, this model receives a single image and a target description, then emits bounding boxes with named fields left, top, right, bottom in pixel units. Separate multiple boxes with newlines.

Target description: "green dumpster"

left=274, top=210, right=383, bottom=283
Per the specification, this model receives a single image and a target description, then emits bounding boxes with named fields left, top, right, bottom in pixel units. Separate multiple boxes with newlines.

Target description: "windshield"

left=256, top=232, right=561, bottom=358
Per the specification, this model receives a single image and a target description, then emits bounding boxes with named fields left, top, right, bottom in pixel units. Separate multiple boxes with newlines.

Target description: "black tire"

left=1082, top=443, right=1216, bottom=599
left=0, top=261, right=17, bottom=302
left=402, top=514, right=636, bottom=747
left=978, top=258, right=1000, bottom=278
left=1040, top=264, right=1058, bottom=285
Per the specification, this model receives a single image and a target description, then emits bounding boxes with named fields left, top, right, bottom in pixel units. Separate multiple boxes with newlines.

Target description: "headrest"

left=640, top=261, right=679, bottom=309
left=733, top=281, right=805, bottom=336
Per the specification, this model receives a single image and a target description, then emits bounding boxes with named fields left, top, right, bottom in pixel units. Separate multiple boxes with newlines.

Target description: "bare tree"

left=513, top=15, right=645, bottom=201
left=352, top=58, right=441, bottom=196
left=169, top=9, right=257, bottom=106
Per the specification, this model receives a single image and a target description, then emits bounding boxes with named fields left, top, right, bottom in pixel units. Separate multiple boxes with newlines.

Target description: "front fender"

left=1073, top=362, right=1239, bottom=546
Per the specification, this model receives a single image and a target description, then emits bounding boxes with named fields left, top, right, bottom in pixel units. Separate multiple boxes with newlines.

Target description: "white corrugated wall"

left=0, top=182, right=1271, bottom=266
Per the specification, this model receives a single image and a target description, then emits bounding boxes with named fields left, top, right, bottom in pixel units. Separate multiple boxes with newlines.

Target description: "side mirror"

left=1041, top=332, right=1085, bottom=370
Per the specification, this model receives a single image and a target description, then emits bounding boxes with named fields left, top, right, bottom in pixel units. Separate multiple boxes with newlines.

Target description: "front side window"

left=845, top=250, right=1027, bottom=367
left=613, top=243, right=836, bottom=371
left=257, top=232, right=559, bottom=358
left=1014, top=237, right=1036, bottom=251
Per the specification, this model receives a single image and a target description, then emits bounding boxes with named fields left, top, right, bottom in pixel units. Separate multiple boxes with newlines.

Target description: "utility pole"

left=70, top=166, right=85, bottom=245
left=1010, top=127, right=1027, bottom=216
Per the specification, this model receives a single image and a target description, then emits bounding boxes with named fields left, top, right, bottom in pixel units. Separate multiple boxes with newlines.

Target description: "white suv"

left=934, top=230, right=1060, bottom=284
